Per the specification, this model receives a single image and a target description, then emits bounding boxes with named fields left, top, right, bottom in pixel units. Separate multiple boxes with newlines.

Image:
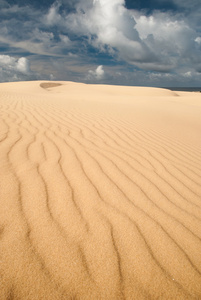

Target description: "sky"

left=0, top=0, right=201, bottom=87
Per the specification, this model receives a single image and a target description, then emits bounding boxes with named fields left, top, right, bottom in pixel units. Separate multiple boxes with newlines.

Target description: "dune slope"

left=0, top=81, right=201, bottom=299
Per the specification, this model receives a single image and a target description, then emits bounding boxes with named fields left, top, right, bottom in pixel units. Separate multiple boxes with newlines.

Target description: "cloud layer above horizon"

left=0, top=0, right=201, bottom=86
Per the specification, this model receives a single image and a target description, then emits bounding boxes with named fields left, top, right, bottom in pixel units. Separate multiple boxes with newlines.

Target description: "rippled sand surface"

left=0, top=81, right=201, bottom=299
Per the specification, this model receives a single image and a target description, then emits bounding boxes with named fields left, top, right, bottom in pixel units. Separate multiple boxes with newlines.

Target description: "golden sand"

left=0, top=81, right=201, bottom=299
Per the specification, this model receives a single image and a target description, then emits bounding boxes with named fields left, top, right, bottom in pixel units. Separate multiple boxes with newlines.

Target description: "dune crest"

left=0, top=81, right=201, bottom=299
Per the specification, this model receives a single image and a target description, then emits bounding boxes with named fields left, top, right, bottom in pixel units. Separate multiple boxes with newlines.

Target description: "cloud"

left=0, top=0, right=201, bottom=86
left=195, top=37, right=201, bottom=44
left=65, top=0, right=154, bottom=64
left=62, top=0, right=201, bottom=73
left=88, top=65, right=105, bottom=80
left=16, top=57, right=30, bottom=73
left=0, top=55, right=30, bottom=74
left=0, top=54, right=33, bottom=81
left=44, top=1, right=62, bottom=26
left=131, top=10, right=197, bottom=70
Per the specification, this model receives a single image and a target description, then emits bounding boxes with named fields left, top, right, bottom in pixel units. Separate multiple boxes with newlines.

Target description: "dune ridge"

left=0, top=81, right=201, bottom=299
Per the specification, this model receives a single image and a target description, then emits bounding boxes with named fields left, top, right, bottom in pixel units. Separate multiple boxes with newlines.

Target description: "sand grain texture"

left=0, top=81, right=201, bottom=299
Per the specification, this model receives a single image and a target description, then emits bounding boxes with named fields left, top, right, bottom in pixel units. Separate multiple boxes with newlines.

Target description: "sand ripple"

left=0, top=81, right=201, bottom=299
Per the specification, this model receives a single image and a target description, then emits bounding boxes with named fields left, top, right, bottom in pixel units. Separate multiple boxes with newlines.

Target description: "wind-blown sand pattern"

left=0, top=81, right=201, bottom=299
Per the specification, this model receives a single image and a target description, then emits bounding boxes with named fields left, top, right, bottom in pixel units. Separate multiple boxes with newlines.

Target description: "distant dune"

left=0, top=81, right=201, bottom=299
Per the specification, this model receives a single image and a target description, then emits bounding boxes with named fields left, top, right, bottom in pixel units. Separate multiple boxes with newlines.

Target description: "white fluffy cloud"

left=195, top=37, right=201, bottom=44
left=0, top=55, right=31, bottom=81
left=133, top=13, right=191, bottom=41
left=16, top=57, right=30, bottom=73
left=44, top=1, right=62, bottom=26
left=131, top=11, right=197, bottom=71
left=61, top=0, right=200, bottom=73
left=65, top=0, right=152, bottom=64
left=88, top=65, right=105, bottom=80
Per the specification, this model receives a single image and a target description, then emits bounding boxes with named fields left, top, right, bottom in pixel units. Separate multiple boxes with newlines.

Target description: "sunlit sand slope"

left=0, top=81, right=201, bottom=299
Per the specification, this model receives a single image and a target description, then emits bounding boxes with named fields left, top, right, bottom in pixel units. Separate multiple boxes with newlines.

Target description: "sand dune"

left=0, top=81, right=201, bottom=299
